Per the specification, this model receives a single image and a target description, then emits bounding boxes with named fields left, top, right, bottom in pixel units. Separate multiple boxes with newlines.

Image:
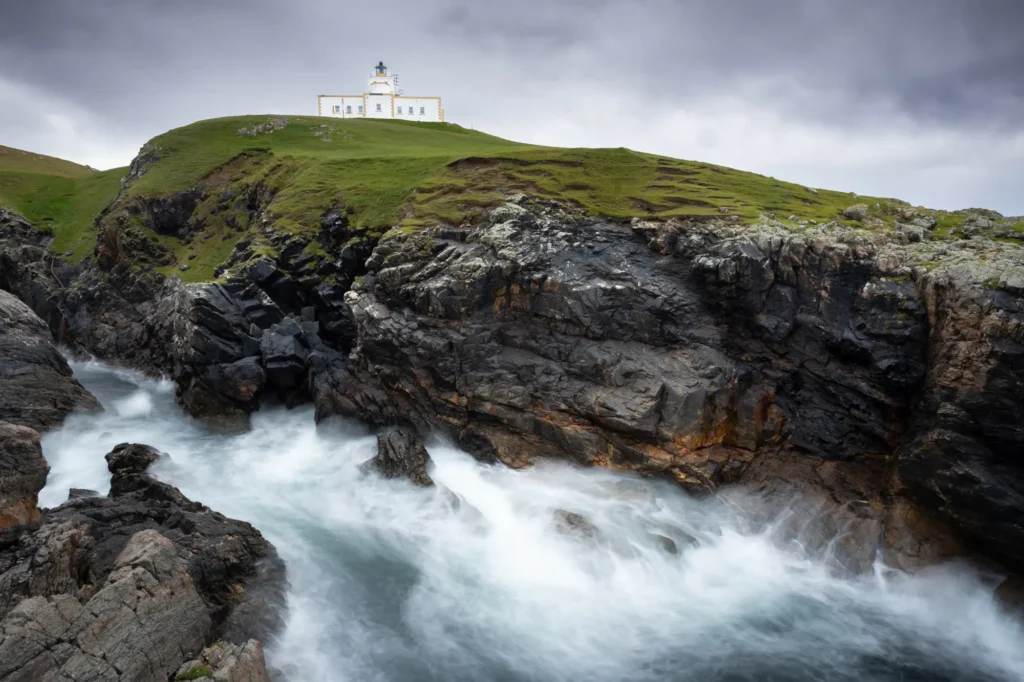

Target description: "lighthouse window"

left=346, top=105, right=352, bottom=114
left=419, top=106, right=425, bottom=115
left=397, top=106, right=403, bottom=114
left=332, top=105, right=340, bottom=114
left=376, top=103, right=382, bottom=112
left=357, top=105, right=363, bottom=114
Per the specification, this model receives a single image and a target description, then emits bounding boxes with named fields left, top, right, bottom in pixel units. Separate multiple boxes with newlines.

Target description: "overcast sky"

left=1, top=0, right=1022, bottom=214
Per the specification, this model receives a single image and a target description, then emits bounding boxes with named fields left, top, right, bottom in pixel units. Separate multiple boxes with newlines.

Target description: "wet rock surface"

left=0, top=290, right=99, bottom=432
left=364, top=428, right=434, bottom=487
left=0, top=422, right=48, bottom=533
left=321, top=199, right=1024, bottom=575
left=0, top=442, right=286, bottom=652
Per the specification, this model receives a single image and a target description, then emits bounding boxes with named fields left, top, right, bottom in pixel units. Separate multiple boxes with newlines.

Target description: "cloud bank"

left=1, top=0, right=1021, bottom=213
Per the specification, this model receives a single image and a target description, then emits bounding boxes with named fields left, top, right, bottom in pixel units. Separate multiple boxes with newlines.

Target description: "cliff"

left=1, top=117, right=1022, bottom=579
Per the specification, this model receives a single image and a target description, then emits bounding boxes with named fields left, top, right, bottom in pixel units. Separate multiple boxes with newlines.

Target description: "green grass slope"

left=117, top=115, right=914, bottom=281
left=0, top=146, right=125, bottom=260
left=0, top=145, right=94, bottom=178
left=4, top=115, right=1020, bottom=281
left=128, top=115, right=903, bottom=233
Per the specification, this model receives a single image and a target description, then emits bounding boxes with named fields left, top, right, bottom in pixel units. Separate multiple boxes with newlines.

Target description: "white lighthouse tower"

left=318, top=61, right=444, bottom=122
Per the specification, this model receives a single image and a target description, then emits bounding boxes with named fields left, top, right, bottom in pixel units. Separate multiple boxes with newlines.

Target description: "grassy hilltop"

left=1, top=115, right=1017, bottom=282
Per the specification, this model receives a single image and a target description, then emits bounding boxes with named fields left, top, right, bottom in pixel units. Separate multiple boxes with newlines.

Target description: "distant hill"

left=0, top=145, right=125, bottom=258
left=2, top=115, right=1020, bottom=280
left=0, top=144, right=95, bottom=178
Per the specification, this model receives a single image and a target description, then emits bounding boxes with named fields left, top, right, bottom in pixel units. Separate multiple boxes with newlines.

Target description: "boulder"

left=0, top=422, right=48, bottom=532
left=842, top=203, right=869, bottom=221
left=910, top=214, right=938, bottom=230
left=105, top=442, right=162, bottom=475
left=364, top=428, right=433, bottom=486
left=552, top=510, right=601, bottom=541
left=0, top=290, right=100, bottom=431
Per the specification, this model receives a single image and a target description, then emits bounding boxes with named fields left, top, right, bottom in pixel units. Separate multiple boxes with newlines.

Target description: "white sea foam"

left=38, top=361, right=1024, bottom=682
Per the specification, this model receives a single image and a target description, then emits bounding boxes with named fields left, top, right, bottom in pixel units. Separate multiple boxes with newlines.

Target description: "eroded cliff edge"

left=2, top=191, right=1022, bottom=578
left=323, top=198, right=1024, bottom=574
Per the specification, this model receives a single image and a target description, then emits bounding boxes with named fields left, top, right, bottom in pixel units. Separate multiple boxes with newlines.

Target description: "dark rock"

left=260, top=318, right=309, bottom=388
left=0, top=422, right=48, bottom=532
left=0, top=290, right=100, bottom=431
left=320, top=207, right=349, bottom=246
left=315, top=201, right=1024, bottom=575
left=105, top=442, right=162, bottom=475
left=0, top=442, right=286, bottom=647
left=364, top=428, right=433, bottom=486
left=67, top=488, right=98, bottom=500
left=312, top=283, right=357, bottom=345
left=203, top=357, right=267, bottom=405
left=552, top=510, right=601, bottom=541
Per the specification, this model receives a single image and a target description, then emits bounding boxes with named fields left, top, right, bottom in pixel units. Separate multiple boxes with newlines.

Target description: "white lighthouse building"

left=318, top=62, right=444, bottom=122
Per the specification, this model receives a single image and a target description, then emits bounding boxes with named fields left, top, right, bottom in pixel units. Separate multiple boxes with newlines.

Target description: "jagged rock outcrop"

left=364, top=428, right=434, bottom=486
left=0, top=423, right=48, bottom=533
left=0, top=529, right=210, bottom=681
left=0, top=290, right=99, bottom=431
left=0, top=443, right=286, bottom=646
left=1, top=201, right=365, bottom=430
left=317, top=198, right=1024, bottom=574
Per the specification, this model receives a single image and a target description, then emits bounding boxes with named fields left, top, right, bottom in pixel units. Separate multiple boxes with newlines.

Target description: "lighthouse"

left=318, top=61, right=444, bottom=122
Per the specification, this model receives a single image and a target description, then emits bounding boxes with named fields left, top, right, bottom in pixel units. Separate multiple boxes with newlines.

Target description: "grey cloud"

left=0, top=0, right=1021, bottom=213
left=428, top=0, right=1024, bottom=125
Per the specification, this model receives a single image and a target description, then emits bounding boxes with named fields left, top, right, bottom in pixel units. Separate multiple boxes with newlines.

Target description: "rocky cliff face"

left=316, top=197, right=1024, bottom=574
left=2, top=190, right=1022, bottom=578
left=0, top=288, right=100, bottom=535
left=0, top=290, right=100, bottom=432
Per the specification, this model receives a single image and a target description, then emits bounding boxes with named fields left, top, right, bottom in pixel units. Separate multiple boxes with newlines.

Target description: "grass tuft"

left=176, top=665, right=212, bottom=680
